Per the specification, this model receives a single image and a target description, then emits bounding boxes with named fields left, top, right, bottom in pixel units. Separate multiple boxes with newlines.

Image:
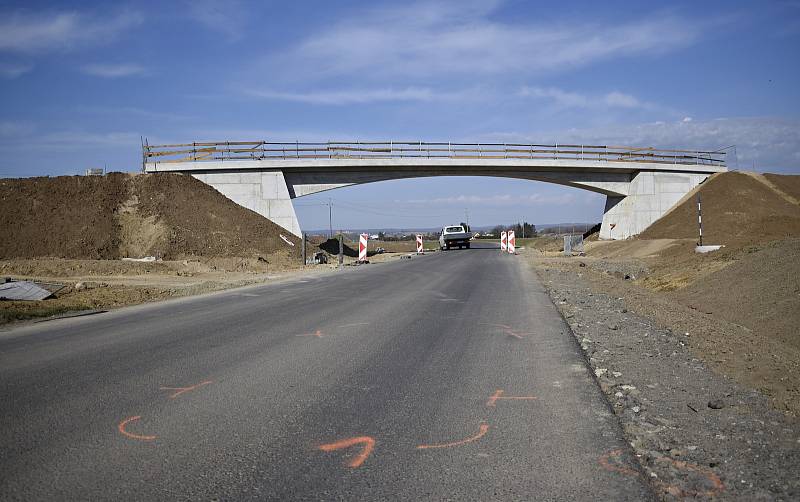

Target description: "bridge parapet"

left=143, top=140, right=726, bottom=168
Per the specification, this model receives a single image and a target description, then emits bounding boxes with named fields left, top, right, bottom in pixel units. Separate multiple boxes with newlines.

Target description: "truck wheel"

left=466, top=243, right=471, bottom=249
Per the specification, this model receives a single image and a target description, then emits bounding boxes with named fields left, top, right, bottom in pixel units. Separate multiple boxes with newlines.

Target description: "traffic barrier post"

left=359, top=233, right=368, bottom=262
left=416, top=234, right=424, bottom=254
left=500, top=231, right=507, bottom=252
left=508, top=230, right=516, bottom=254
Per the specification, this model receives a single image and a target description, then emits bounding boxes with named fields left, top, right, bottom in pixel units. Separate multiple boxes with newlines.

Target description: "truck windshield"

left=445, top=226, right=464, bottom=233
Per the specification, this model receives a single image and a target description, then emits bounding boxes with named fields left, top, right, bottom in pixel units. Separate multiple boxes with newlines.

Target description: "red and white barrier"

left=500, top=231, right=507, bottom=252
left=359, top=233, right=368, bottom=262
left=507, top=230, right=516, bottom=254
left=416, top=234, right=423, bottom=254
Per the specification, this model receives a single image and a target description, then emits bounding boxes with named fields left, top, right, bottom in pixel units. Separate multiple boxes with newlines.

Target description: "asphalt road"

left=0, top=243, right=653, bottom=501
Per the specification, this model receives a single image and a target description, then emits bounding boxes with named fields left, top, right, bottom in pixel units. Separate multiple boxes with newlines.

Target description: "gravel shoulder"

left=527, top=250, right=800, bottom=500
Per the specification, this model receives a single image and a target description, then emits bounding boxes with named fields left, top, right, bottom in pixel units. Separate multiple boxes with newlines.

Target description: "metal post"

left=328, top=198, right=333, bottom=238
left=338, top=234, right=344, bottom=269
left=301, top=232, right=307, bottom=266
left=697, top=193, right=703, bottom=246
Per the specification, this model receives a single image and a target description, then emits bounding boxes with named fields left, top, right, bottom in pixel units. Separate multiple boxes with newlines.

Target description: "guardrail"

left=142, top=140, right=727, bottom=167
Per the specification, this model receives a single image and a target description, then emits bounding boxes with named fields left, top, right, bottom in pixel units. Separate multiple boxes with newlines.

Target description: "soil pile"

left=640, top=171, right=800, bottom=248
left=673, top=237, right=800, bottom=350
left=318, top=238, right=358, bottom=257
left=0, top=173, right=300, bottom=260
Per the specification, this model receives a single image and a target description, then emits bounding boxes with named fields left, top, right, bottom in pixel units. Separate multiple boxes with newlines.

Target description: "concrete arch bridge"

left=142, top=140, right=727, bottom=239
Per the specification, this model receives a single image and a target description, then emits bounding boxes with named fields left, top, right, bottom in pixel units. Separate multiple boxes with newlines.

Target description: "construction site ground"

left=0, top=251, right=413, bottom=327
left=520, top=171, right=800, bottom=501
left=0, top=173, right=410, bottom=326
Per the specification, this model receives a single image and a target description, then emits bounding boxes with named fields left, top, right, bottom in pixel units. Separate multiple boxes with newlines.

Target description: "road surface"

left=0, top=243, right=653, bottom=500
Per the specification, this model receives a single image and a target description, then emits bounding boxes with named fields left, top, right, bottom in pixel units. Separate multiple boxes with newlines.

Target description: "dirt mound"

left=640, top=171, right=800, bottom=248
left=764, top=173, right=800, bottom=201
left=673, top=237, right=800, bottom=350
left=0, top=173, right=128, bottom=259
left=0, top=173, right=300, bottom=260
left=318, top=238, right=358, bottom=257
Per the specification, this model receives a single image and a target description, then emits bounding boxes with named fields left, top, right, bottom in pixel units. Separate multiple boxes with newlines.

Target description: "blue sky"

left=1, top=0, right=799, bottom=230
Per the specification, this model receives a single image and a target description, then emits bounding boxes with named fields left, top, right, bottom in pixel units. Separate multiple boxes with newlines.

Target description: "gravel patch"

left=536, top=264, right=800, bottom=501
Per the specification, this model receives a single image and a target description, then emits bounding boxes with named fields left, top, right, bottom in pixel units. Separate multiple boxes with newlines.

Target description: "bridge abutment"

left=191, top=171, right=301, bottom=236
left=599, top=171, right=709, bottom=239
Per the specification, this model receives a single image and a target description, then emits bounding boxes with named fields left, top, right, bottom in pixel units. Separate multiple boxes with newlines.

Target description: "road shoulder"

left=527, top=252, right=800, bottom=500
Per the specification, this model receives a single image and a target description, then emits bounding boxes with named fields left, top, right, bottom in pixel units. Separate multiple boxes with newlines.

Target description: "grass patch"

left=0, top=302, right=95, bottom=325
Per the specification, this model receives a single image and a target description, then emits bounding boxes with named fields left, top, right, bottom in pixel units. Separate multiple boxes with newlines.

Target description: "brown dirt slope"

left=764, top=173, right=800, bottom=202
left=0, top=173, right=128, bottom=259
left=0, top=173, right=300, bottom=260
left=673, top=237, right=800, bottom=350
left=640, top=171, right=800, bottom=247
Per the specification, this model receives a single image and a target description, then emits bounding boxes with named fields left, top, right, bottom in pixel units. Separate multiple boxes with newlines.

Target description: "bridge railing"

left=142, top=141, right=726, bottom=167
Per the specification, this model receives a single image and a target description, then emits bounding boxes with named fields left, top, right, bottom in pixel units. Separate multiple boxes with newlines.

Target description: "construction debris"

left=0, top=280, right=54, bottom=301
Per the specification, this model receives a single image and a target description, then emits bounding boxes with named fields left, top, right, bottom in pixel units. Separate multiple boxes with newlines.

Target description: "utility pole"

left=465, top=208, right=469, bottom=230
left=328, top=198, right=333, bottom=239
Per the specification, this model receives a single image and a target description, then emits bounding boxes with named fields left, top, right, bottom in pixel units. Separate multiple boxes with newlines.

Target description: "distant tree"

left=459, top=222, right=470, bottom=232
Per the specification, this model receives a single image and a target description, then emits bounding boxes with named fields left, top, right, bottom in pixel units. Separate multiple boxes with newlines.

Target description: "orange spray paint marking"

left=296, top=330, right=325, bottom=338
left=417, top=423, right=489, bottom=449
left=655, top=458, right=725, bottom=497
left=486, top=389, right=538, bottom=407
left=598, top=448, right=639, bottom=477
left=318, top=436, right=375, bottom=468
left=118, top=416, right=156, bottom=441
left=160, top=380, right=212, bottom=399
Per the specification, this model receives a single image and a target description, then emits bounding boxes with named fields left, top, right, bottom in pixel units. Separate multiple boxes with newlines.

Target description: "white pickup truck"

left=439, top=225, right=472, bottom=250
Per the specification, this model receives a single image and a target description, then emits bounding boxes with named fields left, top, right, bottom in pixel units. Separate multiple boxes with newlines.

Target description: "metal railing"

left=142, top=140, right=726, bottom=167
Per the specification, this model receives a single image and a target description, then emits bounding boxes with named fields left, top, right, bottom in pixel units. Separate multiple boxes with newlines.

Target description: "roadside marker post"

left=359, top=233, right=368, bottom=262
left=416, top=234, right=424, bottom=254
left=301, top=232, right=307, bottom=266
left=508, top=230, right=516, bottom=254
left=338, top=234, right=344, bottom=268
left=500, top=231, right=507, bottom=252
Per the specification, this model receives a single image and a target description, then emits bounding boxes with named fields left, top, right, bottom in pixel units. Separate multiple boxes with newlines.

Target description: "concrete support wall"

left=598, top=171, right=709, bottom=240
left=191, top=171, right=301, bottom=236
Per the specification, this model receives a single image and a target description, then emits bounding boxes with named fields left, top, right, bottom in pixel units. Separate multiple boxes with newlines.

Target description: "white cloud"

left=0, top=121, right=35, bottom=137
left=184, top=0, right=247, bottom=41
left=480, top=117, right=800, bottom=172
left=245, top=86, right=479, bottom=105
left=402, top=193, right=577, bottom=206
left=519, top=86, right=648, bottom=109
left=0, top=9, right=142, bottom=53
left=0, top=62, right=33, bottom=78
left=0, top=128, right=140, bottom=151
left=275, top=2, right=703, bottom=81
left=82, top=63, right=147, bottom=78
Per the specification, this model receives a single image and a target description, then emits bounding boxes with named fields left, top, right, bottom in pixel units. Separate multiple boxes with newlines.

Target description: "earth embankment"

left=0, top=172, right=300, bottom=260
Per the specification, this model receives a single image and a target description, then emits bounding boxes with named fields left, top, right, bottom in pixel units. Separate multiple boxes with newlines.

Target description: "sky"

left=1, top=0, right=799, bottom=230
